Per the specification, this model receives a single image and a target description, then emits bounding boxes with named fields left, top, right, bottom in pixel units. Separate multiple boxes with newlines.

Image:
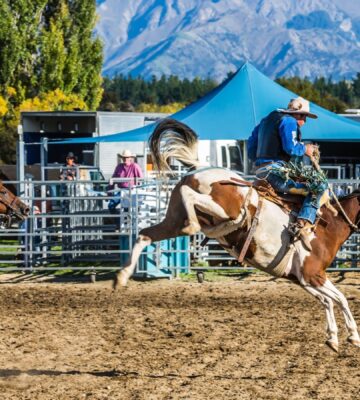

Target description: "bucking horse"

left=114, top=119, right=360, bottom=352
left=0, top=181, right=29, bottom=228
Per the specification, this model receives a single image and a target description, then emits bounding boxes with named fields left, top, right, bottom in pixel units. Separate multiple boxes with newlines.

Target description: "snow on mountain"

left=95, top=0, right=360, bottom=81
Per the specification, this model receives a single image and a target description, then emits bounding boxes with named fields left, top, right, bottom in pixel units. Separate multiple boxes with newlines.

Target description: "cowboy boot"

left=288, top=219, right=313, bottom=251
left=296, top=219, right=314, bottom=251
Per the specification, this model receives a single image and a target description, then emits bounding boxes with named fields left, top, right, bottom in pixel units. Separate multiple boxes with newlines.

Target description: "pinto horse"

left=114, top=119, right=360, bottom=352
left=0, top=181, right=29, bottom=227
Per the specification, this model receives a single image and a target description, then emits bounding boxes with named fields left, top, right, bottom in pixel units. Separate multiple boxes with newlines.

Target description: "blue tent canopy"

left=55, top=62, right=360, bottom=144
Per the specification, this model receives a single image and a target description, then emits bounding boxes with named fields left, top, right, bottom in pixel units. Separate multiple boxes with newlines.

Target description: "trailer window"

left=229, top=145, right=243, bottom=171
left=221, top=146, right=227, bottom=168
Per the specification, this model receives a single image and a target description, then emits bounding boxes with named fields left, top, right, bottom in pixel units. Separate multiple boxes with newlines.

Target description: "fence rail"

left=0, top=177, right=359, bottom=276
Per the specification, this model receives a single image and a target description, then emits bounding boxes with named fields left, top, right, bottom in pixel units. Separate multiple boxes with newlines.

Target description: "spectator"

left=59, top=153, right=79, bottom=246
left=108, top=149, right=143, bottom=213
left=59, top=152, right=78, bottom=181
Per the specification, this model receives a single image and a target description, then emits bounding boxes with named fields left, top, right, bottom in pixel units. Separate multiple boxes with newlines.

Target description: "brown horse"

left=114, top=119, right=360, bottom=352
left=0, top=181, right=29, bottom=228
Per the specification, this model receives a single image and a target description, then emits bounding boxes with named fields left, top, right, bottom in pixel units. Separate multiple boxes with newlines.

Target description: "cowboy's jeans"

left=256, top=164, right=327, bottom=224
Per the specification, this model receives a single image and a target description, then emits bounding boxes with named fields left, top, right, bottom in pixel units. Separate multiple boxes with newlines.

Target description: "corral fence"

left=0, top=176, right=359, bottom=277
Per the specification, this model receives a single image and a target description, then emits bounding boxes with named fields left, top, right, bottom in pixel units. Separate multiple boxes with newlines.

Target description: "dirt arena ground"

left=0, top=271, right=359, bottom=400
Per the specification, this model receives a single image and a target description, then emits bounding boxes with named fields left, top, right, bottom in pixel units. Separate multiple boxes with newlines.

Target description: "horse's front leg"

left=318, top=279, right=360, bottom=347
left=302, top=285, right=339, bottom=352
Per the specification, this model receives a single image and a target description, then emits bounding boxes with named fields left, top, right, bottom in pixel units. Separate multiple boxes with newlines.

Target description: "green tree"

left=276, top=76, right=348, bottom=113
left=0, top=0, right=103, bottom=164
left=0, top=2, right=19, bottom=92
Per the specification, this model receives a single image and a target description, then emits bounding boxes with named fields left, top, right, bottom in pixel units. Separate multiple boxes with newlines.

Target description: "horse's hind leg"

left=113, top=234, right=152, bottom=288
left=180, top=185, right=230, bottom=235
left=114, top=217, right=185, bottom=289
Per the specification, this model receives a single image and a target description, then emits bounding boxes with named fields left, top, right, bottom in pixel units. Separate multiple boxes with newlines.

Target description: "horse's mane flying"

left=336, top=189, right=360, bottom=202
left=149, top=118, right=201, bottom=172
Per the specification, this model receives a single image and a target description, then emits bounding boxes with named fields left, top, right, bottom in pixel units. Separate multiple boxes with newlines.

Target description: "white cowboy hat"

left=278, top=97, right=318, bottom=119
left=120, top=149, right=135, bottom=158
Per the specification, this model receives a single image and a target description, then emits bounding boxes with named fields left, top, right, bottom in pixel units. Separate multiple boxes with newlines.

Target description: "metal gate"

left=0, top=178, right=359, bottom=275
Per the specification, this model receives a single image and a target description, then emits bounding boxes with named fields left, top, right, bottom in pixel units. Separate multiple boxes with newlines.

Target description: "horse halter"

left=0, top=189, right=26, bottom=228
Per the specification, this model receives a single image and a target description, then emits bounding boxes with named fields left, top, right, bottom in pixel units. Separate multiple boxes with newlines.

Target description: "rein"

left=331, top=191, right=359, bottom=232
left=310, top=157, right=359, bottom=232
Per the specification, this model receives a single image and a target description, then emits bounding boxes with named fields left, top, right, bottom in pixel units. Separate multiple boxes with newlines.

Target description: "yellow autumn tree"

left=0, top=89, right=87, bottom=164
left=0, top=96, right=8, bottom=117
left=136, top=102, right=185, bottom=113
left=19, top=89, right=87, bottom=112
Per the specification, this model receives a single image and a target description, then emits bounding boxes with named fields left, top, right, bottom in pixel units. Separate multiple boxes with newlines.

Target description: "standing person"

left=107, top=149, right=143, bottom=213
left=59, top=152, right=78, bottom=181
left=59, top=152, right=79, bottom=259
left=247, top=97, right=328, bottom=251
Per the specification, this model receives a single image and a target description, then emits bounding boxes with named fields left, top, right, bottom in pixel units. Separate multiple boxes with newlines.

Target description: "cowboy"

left=107, top=149, right=143, bottom=213
left=247, top=97, right=328, bottom=251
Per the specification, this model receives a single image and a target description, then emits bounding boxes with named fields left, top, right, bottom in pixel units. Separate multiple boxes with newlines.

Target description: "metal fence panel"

left=0, top=178, right=358, bottom=275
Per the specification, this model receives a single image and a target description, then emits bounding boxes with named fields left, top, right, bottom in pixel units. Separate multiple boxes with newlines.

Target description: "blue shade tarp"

left=55, top=62, right=360, bottom=144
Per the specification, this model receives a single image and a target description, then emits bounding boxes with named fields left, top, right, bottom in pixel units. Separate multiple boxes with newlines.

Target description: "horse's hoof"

left=347, top=338, right=360, bottom=347
left=325, top=340, right=339, bottom=353
left=112, top=271, right=128, bottom=290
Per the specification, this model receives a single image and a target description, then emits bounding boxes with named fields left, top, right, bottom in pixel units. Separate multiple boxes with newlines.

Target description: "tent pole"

left=243, top=140, right=249, bottom=175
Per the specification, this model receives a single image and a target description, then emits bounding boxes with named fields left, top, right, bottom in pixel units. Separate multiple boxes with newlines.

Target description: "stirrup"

left=288, top=221, right=300, bottom=238
left=288, top=221, right=313, bottom=251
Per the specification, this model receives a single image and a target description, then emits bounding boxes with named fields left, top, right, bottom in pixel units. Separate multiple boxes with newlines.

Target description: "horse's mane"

left=336, top=189, right=360, bottom=202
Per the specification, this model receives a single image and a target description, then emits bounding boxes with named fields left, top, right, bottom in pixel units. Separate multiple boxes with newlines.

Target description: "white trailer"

left=97, top=112, right=244, bottom=178
left=97, top=111, right=167, bottom=179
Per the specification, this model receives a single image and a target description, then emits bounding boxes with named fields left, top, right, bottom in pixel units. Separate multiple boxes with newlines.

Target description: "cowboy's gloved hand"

left=305, top=144, right=315, bottom=157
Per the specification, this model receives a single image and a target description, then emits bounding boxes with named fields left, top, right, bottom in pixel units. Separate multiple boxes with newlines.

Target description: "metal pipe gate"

left=0, top=178, right=359, bottom=275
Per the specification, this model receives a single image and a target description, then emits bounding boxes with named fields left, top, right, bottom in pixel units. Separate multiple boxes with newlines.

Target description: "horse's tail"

left=149, top=118, right=201, bottom=173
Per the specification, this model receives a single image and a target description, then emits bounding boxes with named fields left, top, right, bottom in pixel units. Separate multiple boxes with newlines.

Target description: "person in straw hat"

left=107, top=149, right=143, bottom=213
left=247, top=97, right=328, bottom=251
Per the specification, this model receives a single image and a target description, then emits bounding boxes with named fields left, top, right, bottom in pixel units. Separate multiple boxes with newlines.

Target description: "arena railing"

left=0, top=177, right=358, bottom=276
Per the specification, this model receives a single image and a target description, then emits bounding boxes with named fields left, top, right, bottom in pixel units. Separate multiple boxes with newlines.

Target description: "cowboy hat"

left=278, top=97, right=318, bottom=119
left=66, top=152, right=75, bottom=159
left=120, top=149, right=135, bottom=158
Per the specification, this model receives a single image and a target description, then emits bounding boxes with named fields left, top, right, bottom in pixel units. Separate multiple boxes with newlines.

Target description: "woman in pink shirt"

left=108, top=149, right=143, bottom=213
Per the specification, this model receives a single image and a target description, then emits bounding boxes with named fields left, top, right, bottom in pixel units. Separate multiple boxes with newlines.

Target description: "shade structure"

left=55, top=62, right=360, bottom=144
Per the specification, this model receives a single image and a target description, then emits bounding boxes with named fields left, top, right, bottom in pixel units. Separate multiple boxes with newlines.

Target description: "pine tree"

left=352, top=73, right=360, bottom=108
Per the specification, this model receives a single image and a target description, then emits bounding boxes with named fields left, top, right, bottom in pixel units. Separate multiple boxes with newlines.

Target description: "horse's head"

left=337, top=189, right=360, bottom=233
left=0, top=186, right=30, bottom=228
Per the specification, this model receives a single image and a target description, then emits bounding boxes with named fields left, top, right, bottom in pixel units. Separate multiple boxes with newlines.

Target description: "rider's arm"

left=247, top=124, right=259, bottom=161
left=108, top=164, right=122, bottom=192
left=278, top=116, right=306, bottom=157
left=134, top=163, right=143, bottom=178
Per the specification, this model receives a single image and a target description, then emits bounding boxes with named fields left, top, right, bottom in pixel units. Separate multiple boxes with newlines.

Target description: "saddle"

left=251, top=179, right=303, bottom=213
left=227, top=177, right=303, bottom=214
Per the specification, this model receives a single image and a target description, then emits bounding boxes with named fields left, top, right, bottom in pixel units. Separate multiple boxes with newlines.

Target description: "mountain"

left=96, top=0, right=360, bottom=81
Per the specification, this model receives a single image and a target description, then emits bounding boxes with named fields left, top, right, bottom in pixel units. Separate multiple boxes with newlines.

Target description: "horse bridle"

left=0, top=190, right=25, bottom=228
